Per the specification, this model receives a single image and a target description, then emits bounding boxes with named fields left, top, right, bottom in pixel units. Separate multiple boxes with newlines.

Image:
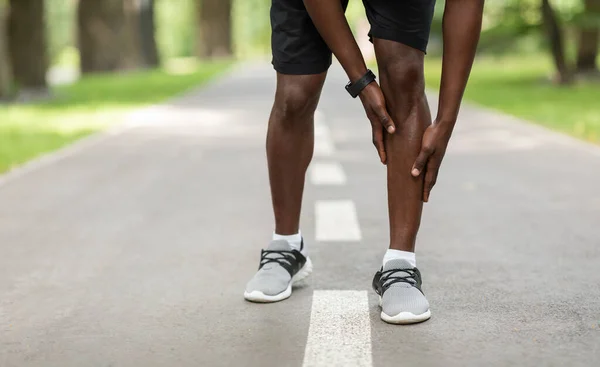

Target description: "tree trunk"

left=78, top=0, right=145, bottom=73
left=78, top=0, right=124, bottom=73
left=0, top=1, right=13, bottom=98
left=197, top=0, right=233, bottom=59
left=122, top=0, right=143, bottom=70
left=541, top=0, right=572, bottom=84
left=577, top=30, right=599, bottom=73
left=139, top=0, right=160, bottom=67
left=576, top=0, right=600, bottom=73
left=8, top=0, right=48, bottom=89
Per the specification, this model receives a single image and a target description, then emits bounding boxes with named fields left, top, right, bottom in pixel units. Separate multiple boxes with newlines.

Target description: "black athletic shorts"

left=271, top=0, right=437, bottom=75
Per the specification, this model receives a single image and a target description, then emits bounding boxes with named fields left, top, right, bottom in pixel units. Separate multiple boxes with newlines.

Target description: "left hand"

left=411, top=121, right=453, bottom=202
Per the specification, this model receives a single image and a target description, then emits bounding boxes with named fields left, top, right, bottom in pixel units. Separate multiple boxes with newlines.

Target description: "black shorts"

left=271, top=0, right=437, bottom=75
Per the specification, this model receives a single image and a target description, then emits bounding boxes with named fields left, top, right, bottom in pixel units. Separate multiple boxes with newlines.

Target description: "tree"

left=122, top=0, right=143, bottom=69
left=576, top=0, right=600, bottom=74
left=139, top=0, right=160, bottom=67
left=78, top=0, right=148, bottom=73
left=8, top=0, right=48, bottom=89
left=0, top=0, right=12, bottom=98
left=78, top=0, right=125, bottom=73
left=197, top=0, right=233, bottom=59
left=541, top=0, right=572, bottom=84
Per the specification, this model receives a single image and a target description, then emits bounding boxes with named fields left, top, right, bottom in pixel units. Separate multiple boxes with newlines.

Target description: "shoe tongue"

left=266, top=239, right=292, bottom=251
left=383, top=259, right=413, bottom=272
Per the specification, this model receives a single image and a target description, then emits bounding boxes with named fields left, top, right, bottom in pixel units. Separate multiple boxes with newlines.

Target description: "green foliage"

left=572, top=4, right=600, bottom=28
left=0, top=61, right=231, bottom=173
left=233, top=0, right=271, bottom=57
left=430, top=0, right=588, bottom=55
left=425, top=54, right=600, bottom=142
left=346, top=0, right=367, bottom=30
left=45, top=0, right=76, bottom=65
left=156, top=0, right=197, bottom=59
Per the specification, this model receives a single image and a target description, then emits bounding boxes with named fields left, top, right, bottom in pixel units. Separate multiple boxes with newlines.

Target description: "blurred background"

left=0, top=0, right=598, bottom=174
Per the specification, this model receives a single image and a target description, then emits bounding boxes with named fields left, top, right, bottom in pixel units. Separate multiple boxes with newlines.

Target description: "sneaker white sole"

left=378, top=296, right=431, bottom=325
left=244, top=257, right=313, bottom=303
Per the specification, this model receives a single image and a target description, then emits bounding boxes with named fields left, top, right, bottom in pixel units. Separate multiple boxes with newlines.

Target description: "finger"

left=423, top=161, right=439, bottom=203
left=375, top=105, right=396, bottom=134
left=411, top=146, right=433, bottom=177
left=372, top=125, right=387, bottom=164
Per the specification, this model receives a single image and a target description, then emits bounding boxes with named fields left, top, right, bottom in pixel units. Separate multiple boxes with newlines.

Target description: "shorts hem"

left=369, top=27, right=428, bottom=54
left=272, top=60, right=331, bottom=75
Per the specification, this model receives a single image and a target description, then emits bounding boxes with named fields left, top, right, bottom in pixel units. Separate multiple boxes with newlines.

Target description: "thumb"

left=412, top=147, right=432, bottom=177
left=377, top=107, right=396, bottom=134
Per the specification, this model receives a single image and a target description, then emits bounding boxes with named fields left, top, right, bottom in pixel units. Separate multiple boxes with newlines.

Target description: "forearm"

left=303, top=0, right=367, bottom=82
left=437, top=0, right=484, bottom=126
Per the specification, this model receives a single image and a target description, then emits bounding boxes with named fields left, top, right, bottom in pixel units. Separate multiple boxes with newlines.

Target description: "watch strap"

left=345, top=69, right=376, bottom=98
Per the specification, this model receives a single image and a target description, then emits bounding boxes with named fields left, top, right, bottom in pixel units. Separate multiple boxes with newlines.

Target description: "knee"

left=272, top=84, right=320, bottom=124
left=379, top=54, right=424, bottom=95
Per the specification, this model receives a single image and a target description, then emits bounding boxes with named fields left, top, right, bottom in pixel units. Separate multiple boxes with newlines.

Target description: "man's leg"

left=245, top=0, right=345, bottom=303
left=374, top=39, right=431, bottom=254
left=370, top=38, right=432, bottom=324
left=244, top=72, right=326, bottom=303
left=267, top=72, right=327, bottom=235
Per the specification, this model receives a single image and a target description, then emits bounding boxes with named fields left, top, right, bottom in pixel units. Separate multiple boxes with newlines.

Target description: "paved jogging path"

left=1, top=64, right=599, bottom=367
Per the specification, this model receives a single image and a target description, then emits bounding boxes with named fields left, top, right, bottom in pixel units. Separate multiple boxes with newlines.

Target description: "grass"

left=0, top=60, right=231, bottom=174
left=424, top=54, right=600, bottom=143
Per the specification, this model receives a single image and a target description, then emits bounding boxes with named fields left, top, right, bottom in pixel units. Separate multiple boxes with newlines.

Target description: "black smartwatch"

left=345, top=69, right=376, bottom=98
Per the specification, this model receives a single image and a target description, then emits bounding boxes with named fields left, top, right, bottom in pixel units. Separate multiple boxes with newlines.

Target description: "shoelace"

left=380, top=268, right=418, bottom=288
left=260, top=250, right=295, bottom=268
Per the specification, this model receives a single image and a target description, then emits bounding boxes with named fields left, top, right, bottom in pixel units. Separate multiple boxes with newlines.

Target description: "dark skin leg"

left=267, top=72, right=327, bottom=235
left=374, top=39, right=432, bottom=252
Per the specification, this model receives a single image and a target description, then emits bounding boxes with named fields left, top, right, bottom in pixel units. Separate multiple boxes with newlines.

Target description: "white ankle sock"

left=273, top=231, right=303, bottom=251
left=383, top=249, right=416, bottom=268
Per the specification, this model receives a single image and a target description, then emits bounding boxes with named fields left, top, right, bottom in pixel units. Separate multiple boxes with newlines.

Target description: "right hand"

left=358, top=82, right=395, bottom=164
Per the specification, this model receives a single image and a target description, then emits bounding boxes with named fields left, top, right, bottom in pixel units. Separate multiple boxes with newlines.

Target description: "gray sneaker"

left=244, top=239, right=312, bottom=303
left=372, top=259, right=431, bottom=324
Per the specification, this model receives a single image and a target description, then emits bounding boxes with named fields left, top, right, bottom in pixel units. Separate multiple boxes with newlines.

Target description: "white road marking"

left=314, top=139, right=335, bottom=157
left=314, top=123, right=330, bottom=138
left=314, top=123, right=335, bottom=157
left=303, top=290, right=372, bottom=367
left=315, top=200, right=361, bottom=241
left=315, top=110, right=327, bottom=127
left=310, top=162, right=347, bottom=186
